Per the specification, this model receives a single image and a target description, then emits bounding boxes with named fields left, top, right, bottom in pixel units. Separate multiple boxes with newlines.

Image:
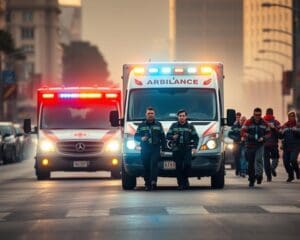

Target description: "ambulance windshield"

left=128, top=88, right=218, bottom=121
left=41, top=102, right=118, bottom=129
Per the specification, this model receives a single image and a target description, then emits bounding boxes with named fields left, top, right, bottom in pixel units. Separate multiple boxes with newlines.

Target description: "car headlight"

left=226, top=143, right=234, bottom=150
left=206, top=139, right=217, bottom=150
left=39, top=140, right=55, bottom=152
left=126, top=140, right=136, bottom=150
left=106, top=140, right=120, bottom=152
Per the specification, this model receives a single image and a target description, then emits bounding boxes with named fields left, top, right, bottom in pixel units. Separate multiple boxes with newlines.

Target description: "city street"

left=0, top=158, right=299, bottom=240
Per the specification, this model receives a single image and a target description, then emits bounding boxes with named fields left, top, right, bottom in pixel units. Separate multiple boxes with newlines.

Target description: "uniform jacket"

left=241, top=117, right=271, bottom=149
left=166, top=121, right=199, bottom=151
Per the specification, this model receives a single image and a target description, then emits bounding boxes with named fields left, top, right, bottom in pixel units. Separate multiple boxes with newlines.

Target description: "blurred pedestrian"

left=279, top=111, right=300, bottom=182
left=241, top=108, right=271, bottom=187
left=239, top=116, right=248, bottom=178
left=263, top=108, right=281, bottom=182
left=228, top=112, right=242, bottom=176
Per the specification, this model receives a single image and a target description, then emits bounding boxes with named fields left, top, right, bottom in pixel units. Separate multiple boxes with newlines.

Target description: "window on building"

left=23, top=11, right=33, bottom=22
left=21, top=27, right=34, bottom=39
left=22, top=45, right=34, bottom=54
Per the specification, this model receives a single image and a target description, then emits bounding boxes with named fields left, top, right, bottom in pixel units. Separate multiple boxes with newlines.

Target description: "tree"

left=63, top=41, right=110, bottom=86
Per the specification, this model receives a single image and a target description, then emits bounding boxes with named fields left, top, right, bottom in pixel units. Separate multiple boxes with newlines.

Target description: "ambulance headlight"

left=106, top=140, right=120, bottom=152
left=126, top=140, right=136, bottom=150
left=206, top=139, right=217, bottom=150
left=39, top=140, right=56, bottom=152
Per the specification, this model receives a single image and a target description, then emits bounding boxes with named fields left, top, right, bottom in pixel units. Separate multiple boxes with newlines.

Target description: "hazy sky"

left=82, top=0, right=169, bottom=83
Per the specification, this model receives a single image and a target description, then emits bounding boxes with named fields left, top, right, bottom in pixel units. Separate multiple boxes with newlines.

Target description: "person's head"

left=287, top=111, right=296, bottom=122
left=236, top=112, right=241, bottom=121
left=240, top=116, right=247, bottom=125
left=177, top=109, right=187, bottom=124
left=253, top=107, right=262, bottom=122
left=145, top=107, right=155, bottom=122
left=266, top=108, right=273, bottom=115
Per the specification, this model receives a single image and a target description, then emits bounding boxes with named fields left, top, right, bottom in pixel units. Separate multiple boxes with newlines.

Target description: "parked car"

left=13, top=124, right=25, bottom=161
left=223, top=126, right=235, bottom=169
left=0, top=122, right=23, bottom=164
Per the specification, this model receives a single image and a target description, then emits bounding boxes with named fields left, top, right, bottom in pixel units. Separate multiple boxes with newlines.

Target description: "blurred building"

left=6, top=0, right=62, bottom=86
left=59, top=0, right=81, bottom=44
left=169, top=0, right=243, bottom=112
left=0, top=0, right=6, bottom=30
left=243, top=0, right=292, bottom=121
left=5, top=0, right=62, bottom=122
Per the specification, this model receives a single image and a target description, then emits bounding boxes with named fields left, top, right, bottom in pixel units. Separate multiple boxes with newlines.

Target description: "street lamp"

left=263, top=39, right=292, bottom=47
left=262, top=28, right=292, bottom=36
left=258, top=49, right=291, bottom=59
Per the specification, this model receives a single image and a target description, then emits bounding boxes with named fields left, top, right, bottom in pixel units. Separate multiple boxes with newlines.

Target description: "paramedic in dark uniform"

left=167, top=109, right=199, bottom=190
left=134, top=107, right=166, bottom=191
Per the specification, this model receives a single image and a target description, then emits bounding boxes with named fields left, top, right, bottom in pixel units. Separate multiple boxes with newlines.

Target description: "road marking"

left=66, top=209, right=109, bottom=218
left=166, top=206, right=209, bottom=215
left=260, top=205, right=300, bottom=214
left=0, top=212, right=10, bottom=221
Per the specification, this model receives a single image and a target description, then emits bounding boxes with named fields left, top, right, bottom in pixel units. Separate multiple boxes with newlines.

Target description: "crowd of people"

left=229, top=108, right=300, bottom=187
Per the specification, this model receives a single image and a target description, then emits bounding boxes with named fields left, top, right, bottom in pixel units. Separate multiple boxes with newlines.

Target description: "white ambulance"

left=24, top=87, right=122, bottom=180
left=110, top=62, right=235, bottom=189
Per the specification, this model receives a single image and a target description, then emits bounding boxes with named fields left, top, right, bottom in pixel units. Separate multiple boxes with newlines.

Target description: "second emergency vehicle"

left=111, top=62, right=235, bottom=189
left=24, top=87, right=122, bottom=180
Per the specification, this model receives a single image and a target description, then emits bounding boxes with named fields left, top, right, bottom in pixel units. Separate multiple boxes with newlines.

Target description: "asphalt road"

left=0, top=157, right=299, bottom=240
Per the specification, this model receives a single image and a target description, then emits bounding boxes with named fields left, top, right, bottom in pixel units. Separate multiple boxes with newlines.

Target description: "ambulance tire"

left=111, top=169, right=121, bottom=179
left=36, top=169, right=51, bottom=180
left=122, top=162, right=136, bottom=190
left=211, top=161, right=225, bottom=189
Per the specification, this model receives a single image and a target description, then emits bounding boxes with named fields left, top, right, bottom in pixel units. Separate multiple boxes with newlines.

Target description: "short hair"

left=288, top=111, right=296, bottom=117
left=236, top=112, right=241, bottom=117
left=254, top=107, right=262, bottom=113
left=266, top=108, right=273, bottom=115
left=177, top=109, right=187, bottom=116
left=146, top=106, right=155, bottom=112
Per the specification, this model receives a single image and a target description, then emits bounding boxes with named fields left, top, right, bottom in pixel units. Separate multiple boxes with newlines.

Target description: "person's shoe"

left=241, top=173, right=246, bottom=178
left=256, top=175, right=263, bottom=184
left=145, top=185, right=152, bottom=191
left=271, top=169, right=277, bottom=177
left=235, top=171, right=240, bottom=176
left=267, top=176, right=272, bottom=182
left=249, top=181, right=255, bottom=187
left=286, top=176, right=294, bottom=182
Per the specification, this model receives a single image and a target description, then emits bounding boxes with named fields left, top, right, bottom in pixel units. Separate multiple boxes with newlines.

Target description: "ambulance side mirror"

left=23, top=119, right=32, bottom=134
left=110, top=111, right=120, bottom=127
left=226, top=109, right=236, bottom=126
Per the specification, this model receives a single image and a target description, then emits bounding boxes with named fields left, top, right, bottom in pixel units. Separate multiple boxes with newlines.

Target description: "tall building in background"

left=6, top=0, right=62, bottom=85
left=59, top=0, right=81, bottom=44
left=243, top=0, right=292, bottom=121
left=169, top=0, right=243, bottom=111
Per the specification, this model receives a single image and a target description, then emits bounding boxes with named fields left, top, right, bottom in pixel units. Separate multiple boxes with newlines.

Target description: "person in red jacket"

left=241, top=108, right=271, bottom=187
left=263, top=108, right=281, bottom=182
left=279, top=111, right=300, bottom=182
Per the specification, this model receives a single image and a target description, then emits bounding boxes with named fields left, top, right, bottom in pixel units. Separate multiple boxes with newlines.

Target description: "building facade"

left=243, top=0, right=292, bottom=121
left=6, top=0, right=62, bottom=85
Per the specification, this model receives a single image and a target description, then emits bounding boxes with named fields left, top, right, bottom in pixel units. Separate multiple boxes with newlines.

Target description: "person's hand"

left=141, top=136, right=148, bottom=142
left=192, top=148, right=197, bottom=154
left=269, top=123, right=275, bottom=129
left=173, top=134, right=179, bottom=140
left=258, top=137, right=264, bottom=142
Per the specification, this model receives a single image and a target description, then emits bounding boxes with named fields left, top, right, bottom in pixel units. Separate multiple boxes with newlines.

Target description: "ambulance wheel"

left=211, top=162, right=225, bottom=189
left=122, top=162, right=136, bottom=190
left=36, top=169, right=51, bottom=180
left=111, top=169, right=121, bottom=179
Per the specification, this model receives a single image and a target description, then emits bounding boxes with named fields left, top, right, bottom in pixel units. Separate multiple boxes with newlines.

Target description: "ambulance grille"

left=57, top=141, right=103, bottom=154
